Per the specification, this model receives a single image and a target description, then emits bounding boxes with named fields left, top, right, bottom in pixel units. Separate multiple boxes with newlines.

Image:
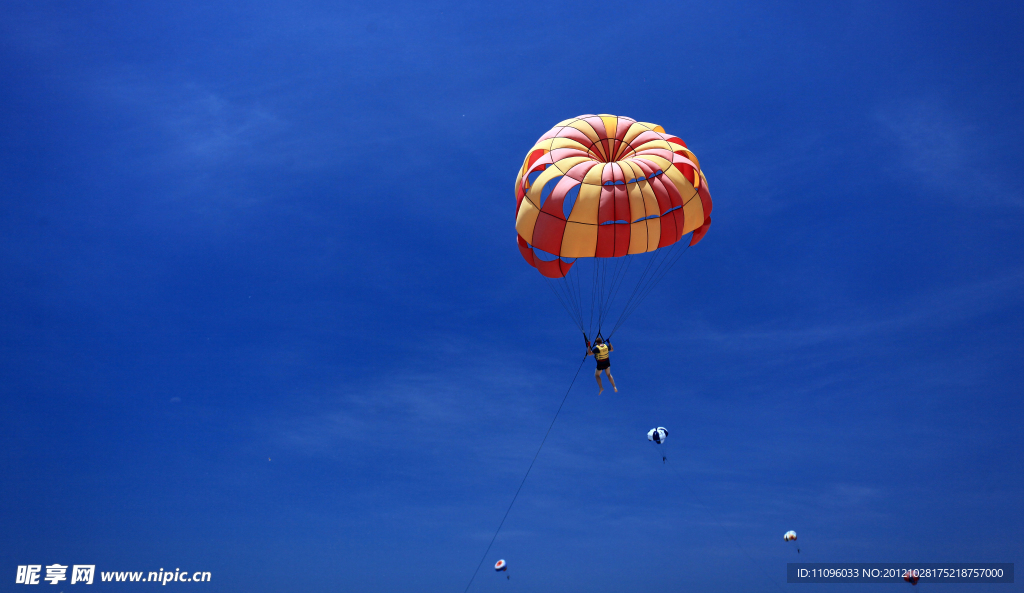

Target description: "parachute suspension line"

left=598, top=257, right=621, bottom=331
left=550, top=262, right=589, bottom=335
left=589, top=257, right=598, bottom=336
left=617, top=242, right=691, bottom=335
left=556, top=273, right=577, bottom=329
left=649, top=441, right=667, bottom=464
left=565, top=268, right=584, bottom=331
left=663, top=459, right=786, bottom=593
left=568, top=263, right=586, bottom=332
left=603, top=248, right=661, bottom=338
left=596, top=254, right=632, bottom=334
left=594, top=258, right=608, bottom=333
left=608, top=189, right=704, bottom=338
left=462, top=354, right=589, bottom=593
left=601, top=253, right=635, bottom=331
left=544, top=278, right=584, bottom=334
left=608, top=243, right=692, bottom=339
left=641, top=237, right=692, bottom=304
left=565, top=277, right=585, bottom=333
left=606, top=259, right=630, bottom=321
left=548, top=278, right=580, bottom=331
left=544, top=229, right=692, bottom=340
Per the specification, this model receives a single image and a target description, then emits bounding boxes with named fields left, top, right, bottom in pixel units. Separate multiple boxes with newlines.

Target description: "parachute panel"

left=628, top=220, right=649, bottom=255
left=681, top=188, right=705, bottom=236
left=517, top=235, right=574, bottom=279
left=690, top=216, right=711, bottom=246
left=561, top=221, right=597, bottom=258
left=696, top=171, right=712, bottom=217
left=515, top=197, right=541, bottom=242
left=531, top=212, right=567, bottom=255
left=566, top=182, right=601, bottom=225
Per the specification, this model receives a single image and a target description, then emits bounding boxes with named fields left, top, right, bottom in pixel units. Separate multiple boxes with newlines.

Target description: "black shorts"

left=596, top=359, right=610, bottom=370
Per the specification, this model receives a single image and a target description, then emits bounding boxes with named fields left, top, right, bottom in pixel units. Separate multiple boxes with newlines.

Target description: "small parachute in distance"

left=784, top=530, right=800, bottom=553
left=495, top=559, right=508, bottom=579
left=904, top=570, right=919, bottom=586
left=648, top=427, right=668, bottom=463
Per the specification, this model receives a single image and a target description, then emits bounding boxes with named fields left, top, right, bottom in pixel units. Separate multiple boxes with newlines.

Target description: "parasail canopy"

left=648, top=427, right=669, bottom=444
left=514, top=115, right=712, bottom=339
left=515, top=114, right=711, bottom=278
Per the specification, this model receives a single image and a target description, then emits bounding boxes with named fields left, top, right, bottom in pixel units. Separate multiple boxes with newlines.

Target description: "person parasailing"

left=586, top=336, right=617, bottom=394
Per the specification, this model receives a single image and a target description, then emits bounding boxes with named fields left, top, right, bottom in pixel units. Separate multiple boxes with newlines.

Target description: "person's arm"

left=586, top=348, right=593, bottom=357
left=608, top=343, right=614, bottom=352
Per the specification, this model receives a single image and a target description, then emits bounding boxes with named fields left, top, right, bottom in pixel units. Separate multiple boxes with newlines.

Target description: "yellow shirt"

left=593, top=343, right=610, bottom=360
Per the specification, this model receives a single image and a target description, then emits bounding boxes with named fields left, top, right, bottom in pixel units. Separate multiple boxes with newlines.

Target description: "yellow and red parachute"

left=515, top=114, right=711, bottom=279
left=514, top=115, right=712, bottom=337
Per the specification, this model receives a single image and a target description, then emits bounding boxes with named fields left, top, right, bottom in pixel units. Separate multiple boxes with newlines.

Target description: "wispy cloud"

left=272, top=341, right=564, bottom=462
left=92, top=74, right=286, bottom=170
left=697, top=127, right=832, bottom=219
left=670, top=267, right=1024, bottom=354
left=877, top=98, right=1023, bottom=207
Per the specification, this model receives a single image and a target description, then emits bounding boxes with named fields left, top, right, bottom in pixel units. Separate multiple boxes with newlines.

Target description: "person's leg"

left=595, top=369, right=603, bottom=394
left=604, top=368, right=617, bottom=392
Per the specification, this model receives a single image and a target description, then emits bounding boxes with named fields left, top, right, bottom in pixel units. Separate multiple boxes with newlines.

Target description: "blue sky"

left=1, top=0, right=1022, bottom=591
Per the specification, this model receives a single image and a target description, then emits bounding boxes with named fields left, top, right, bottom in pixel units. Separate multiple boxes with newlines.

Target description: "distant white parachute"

left=784, top=530, right=800, bottom=553
left=647, top=427, right=668, bottom=444
left=495, top=559, right=508, bottom=578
